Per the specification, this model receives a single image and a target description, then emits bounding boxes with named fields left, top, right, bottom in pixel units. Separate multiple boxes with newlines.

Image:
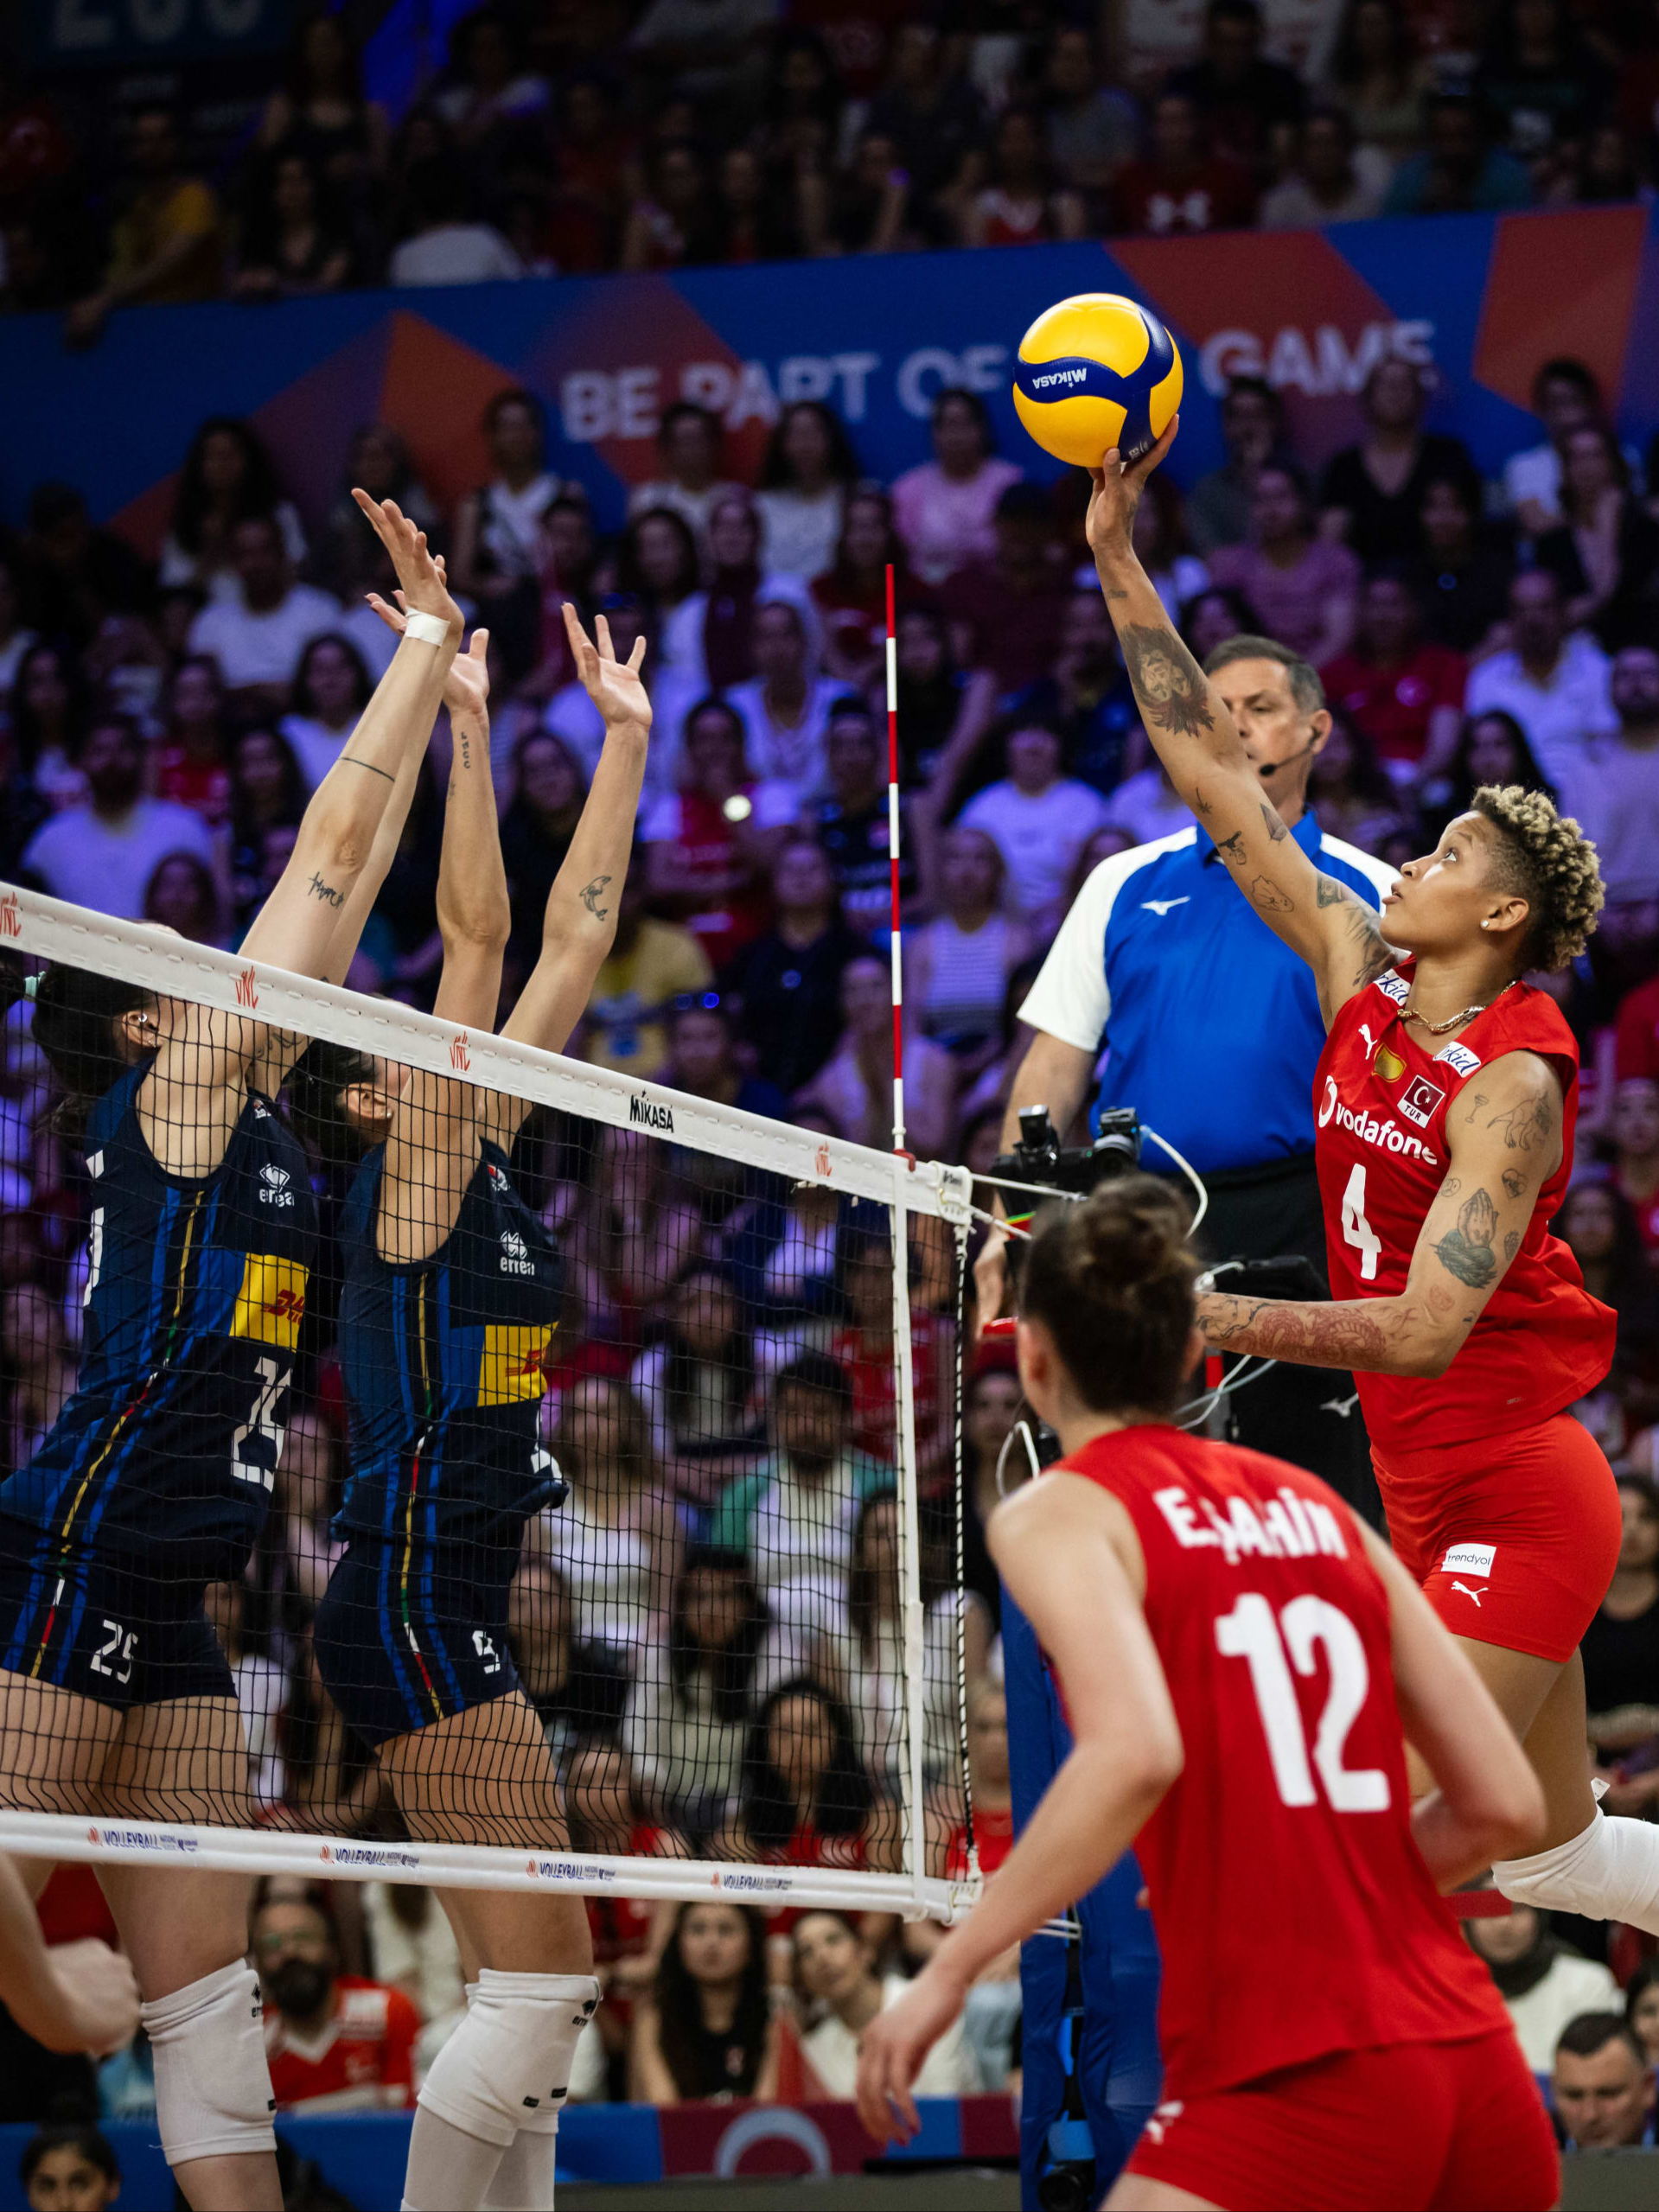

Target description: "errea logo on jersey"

left=258, top=1164, right=295, bottom=1207
left=500, top=1228, right=534, bottom=1276
left=1318, top=1079, right=1439, bottom=1165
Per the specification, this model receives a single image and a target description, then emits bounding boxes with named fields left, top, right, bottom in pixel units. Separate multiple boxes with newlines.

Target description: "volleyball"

left=1012, top=291, right=1184, bottom=469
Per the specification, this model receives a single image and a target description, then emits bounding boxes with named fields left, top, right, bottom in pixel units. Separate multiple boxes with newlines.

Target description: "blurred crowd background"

left=10, top=0, right=1659, bottom=314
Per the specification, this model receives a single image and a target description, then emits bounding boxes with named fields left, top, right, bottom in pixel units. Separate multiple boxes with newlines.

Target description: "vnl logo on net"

left=525, top=1858, right=616, bottom=1884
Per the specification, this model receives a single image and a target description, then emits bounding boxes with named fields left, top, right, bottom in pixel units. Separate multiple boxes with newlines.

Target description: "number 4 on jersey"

left=1217, top=1591, right=1389, bottom=1813
left=1341, top=1163, right=1381, bottom=1281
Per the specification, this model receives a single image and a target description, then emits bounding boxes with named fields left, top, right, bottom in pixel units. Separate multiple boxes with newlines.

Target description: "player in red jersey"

left=858, top=1178, right=1554, bottom=2210
left=1078, top=424, right=1659, bottom=1942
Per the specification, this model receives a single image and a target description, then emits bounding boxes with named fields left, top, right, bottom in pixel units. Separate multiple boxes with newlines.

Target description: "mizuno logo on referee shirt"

left=1140, top=897, right=1190, bottom=915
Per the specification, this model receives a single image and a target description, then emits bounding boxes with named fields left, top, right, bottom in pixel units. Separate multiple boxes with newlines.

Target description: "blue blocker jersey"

left=1, top=1061, right=317, bottom=1578
left=335, top=1138, right=564, bottom=1551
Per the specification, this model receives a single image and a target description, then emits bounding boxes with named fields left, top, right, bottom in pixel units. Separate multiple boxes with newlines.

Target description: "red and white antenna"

left=885, top=563, right=907, bottom=1158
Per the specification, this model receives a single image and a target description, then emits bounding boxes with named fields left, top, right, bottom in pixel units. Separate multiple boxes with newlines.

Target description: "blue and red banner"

left=0, top=2097, right=1018, bottom=2209
left=4, top=205, right=1656, bottom=555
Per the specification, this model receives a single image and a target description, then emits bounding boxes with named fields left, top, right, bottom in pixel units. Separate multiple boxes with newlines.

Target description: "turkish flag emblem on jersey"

left=1397, top=1075, right=1445, bottom=1129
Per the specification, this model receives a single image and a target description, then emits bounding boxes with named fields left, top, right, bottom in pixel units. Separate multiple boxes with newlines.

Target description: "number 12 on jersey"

left=1216, top=1591, right=1390, bottom=1813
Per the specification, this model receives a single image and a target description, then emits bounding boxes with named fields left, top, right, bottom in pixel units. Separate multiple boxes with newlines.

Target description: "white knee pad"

left=142, top=1961, right=277, bottom=2167
left=1496, top=1807, right=1659, bottom=1935
left=418, top=1971, right=599, bottom=2150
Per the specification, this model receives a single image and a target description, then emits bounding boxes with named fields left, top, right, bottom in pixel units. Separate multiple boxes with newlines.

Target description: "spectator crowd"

left=3, top=0, right=1659, bottom=2153
left=10, top=0, right=1659, bottom=316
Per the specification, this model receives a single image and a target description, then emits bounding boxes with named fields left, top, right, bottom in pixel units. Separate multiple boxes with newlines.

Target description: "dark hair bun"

left=1021, top=1173, right=1200, bottom=1418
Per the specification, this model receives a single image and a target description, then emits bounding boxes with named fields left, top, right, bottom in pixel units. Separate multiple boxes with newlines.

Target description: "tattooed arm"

left=495, top=605, right=652, bottom=1115
left=1085, top=428, right=1394, bottom=1024
left=1197, top=1051, right=1562, bottom=1376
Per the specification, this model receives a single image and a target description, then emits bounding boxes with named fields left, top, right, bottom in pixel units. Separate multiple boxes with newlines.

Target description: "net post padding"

left=0, top=886, right=976, bottom=1921
left=0, top=1811, right=967, bottom=1920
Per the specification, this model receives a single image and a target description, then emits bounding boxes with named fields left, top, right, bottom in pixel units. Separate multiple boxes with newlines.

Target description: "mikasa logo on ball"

left=1030, top=367, right=1088, bottom=390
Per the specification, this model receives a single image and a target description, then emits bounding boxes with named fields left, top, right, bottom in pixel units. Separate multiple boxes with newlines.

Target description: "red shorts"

left=1371, top=1412, right=1619, bottom=1663
left=1126, top=2028, right=1558, bottom=2211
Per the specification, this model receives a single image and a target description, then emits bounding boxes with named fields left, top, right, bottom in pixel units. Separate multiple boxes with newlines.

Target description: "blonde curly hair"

left=1471, top=783, right=1605, bottom=972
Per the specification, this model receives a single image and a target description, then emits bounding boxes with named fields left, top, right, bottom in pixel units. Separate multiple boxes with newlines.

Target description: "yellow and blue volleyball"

left=1012, top=292, right=1184, bottom=469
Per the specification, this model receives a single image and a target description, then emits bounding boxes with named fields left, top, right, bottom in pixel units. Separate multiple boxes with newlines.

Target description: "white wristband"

left=401, top=611, right=450, bottom=646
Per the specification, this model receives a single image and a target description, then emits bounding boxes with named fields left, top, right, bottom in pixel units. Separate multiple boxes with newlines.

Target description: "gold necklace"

left=1401, top=979, right=1516, bottom=1036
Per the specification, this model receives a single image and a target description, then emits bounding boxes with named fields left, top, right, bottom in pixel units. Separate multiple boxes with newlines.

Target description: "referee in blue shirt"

left=978, top=634, right=1393, bottom=1514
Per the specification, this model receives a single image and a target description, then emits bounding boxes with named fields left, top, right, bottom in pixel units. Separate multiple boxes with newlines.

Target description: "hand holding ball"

left=1012, top=293, right=1184, bottom=468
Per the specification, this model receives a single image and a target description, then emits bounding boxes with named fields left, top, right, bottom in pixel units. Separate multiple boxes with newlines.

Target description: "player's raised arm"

left=1198, top=1046, right=1562, bottom=1380
left=1086, top=429, right=1394, bottom=1023
left=241, top=494, right=461, bottom=980
left=495, top=604, right=651, bottom=1099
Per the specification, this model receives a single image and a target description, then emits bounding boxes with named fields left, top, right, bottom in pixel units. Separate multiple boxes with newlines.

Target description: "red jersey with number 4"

left=1313, top=966, right=1613, bottom=1450
left=1060, top=1425, right=1507, bottom=2100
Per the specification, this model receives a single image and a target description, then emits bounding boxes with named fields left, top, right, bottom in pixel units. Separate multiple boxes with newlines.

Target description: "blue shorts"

left=313, top=1533, right=523, bottom=1750
left=0, top=1517, right=233, bottom=1712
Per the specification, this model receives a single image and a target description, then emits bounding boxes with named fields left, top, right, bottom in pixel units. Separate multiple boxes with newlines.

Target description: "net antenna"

left=0, top=885, right=975, bottom=1926
left=884, top=561, right=905, bottom=1160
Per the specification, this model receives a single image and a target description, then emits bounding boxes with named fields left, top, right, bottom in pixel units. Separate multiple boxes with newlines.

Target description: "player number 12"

left=1216, top=1591, right=1390, bottom=1813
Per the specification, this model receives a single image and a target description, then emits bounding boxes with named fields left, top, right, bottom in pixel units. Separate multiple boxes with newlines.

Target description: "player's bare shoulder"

left=1448, top=1049, right=1564, bottom=1183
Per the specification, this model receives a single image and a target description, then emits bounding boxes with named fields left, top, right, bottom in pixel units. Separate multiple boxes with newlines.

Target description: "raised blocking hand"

left=562, top=601, right=651, bottom=734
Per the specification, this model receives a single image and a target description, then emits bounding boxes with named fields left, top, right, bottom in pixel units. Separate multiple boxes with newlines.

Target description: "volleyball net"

left=0, top=885, right=974, bottom=1923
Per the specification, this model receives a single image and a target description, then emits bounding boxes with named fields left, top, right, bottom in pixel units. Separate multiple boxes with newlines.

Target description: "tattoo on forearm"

left=580, top=875, right=613, bottom=920
left=1215, top=830, right=1246, bottom=867
left=1119, top=624, right=1216, bottom=739
left=1432, top=1186, right=1499, bottom=1288
left=1501, top=1167, right=1527, bottom=1199
left=339, top=755, right=394, bottom=784
left=1200, top=1291, right=1398, bottom=1372
left=1315, top=874, right=1348, bottom=908
left=308, top=871, right=345, bottom=908
left=1503, top=1230, right=1521, bottom=1261
left=1261, top=803, right=1288, bottom=842
left=1249, top=877, right=1293, bottom=914
left=458, top=731, right=472, bottom=773
left=1194, top=788, right=1214, bottom=818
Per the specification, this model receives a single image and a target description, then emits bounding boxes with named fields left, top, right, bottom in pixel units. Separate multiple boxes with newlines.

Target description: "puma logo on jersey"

left=500, top=1228, right=534, bottom=1276
left=258, top=1163, right=295, bottom=1207
left=1145, top=2102, right=1184, bottom=2145
left=1140, top=897, right=1190, bottom=916
left=1451, top=1581, right=1486, bottom=1608
left=1358, top=1023, right=1376, bottom=1055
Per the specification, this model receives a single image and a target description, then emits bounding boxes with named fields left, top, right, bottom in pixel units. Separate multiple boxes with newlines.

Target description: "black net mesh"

left=0, top=897, right=969, bottom=1916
